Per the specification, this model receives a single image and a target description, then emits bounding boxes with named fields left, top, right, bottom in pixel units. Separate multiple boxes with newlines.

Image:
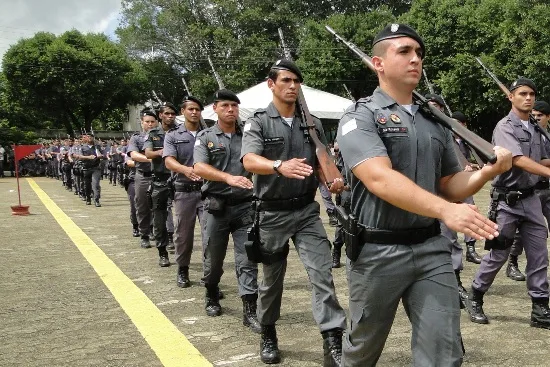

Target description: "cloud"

left=0, top=0, right=121, bottom=60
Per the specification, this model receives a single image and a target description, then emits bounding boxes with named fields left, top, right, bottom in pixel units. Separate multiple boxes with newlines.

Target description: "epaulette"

left=252, top=108, right=267, bottom=117
left=168, top=125, right=179, bottom=132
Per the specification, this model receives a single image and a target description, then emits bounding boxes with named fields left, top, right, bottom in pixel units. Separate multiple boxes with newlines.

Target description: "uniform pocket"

left=380, top=134, right=411, bottom=171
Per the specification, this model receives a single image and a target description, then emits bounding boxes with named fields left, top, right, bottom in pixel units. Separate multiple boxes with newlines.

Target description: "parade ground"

left=1, top=176, right=549, bottom=367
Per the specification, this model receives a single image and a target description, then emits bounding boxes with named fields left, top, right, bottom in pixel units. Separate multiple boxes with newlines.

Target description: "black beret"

left=214, top=89, right=240, bottom=104
left=451, top=111, right=467, bottom=123
left=180, top=95, right=204, bottom=111
left=372, top=23, right=425, bottom=57
left=159, top=101, right=178, bottom=113
left=270, top=59, right=303, bottom=82
left=141, top=110, right=158, bottom=119
left=509, top=77, right=537, bottom=94
left=425, top=93, right=445, bottom=108
left=534, top=101, right=550, bottom=115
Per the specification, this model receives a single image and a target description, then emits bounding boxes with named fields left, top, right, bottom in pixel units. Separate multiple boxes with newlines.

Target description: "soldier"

left=164, top=96, right=206, bottom=288
left=128, top=110, right=158, bottom=248
left=506, top=100, right=550, bottom=281
left=108, top=141, right=119, bottom=186
left=193, top=89, right=260, bottom=331
left=337, top=24, right=511, bottom=365
left=145, top=102, right=178, bottom=267
left=241, top=60, right=347, bottom=365
left=330, top=141, right=350, bottom=268
left=117, top=139, right=128, bottom=187
left=77, top=132, right=104, bottom=207
left=70, top=137, right=83, bottom=197
left=124, top=153, right=140, bottom=237
left=60, top=139, right=73, bottom=190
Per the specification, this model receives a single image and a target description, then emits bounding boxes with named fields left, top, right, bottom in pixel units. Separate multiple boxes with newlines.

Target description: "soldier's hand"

left=279, top=158, right=313, bottom=179
left=480, top=146, right=512, bottom=178
left=327, top=178, right=345, bottom=194
left=226, top=175, right=253, bottom=189
left=182, top=166, right=201, bottom=181
left=441, top=202, right=499, bottom=240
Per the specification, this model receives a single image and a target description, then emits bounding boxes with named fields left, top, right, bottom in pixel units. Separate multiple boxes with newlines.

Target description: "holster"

left=484, top=190, right=508, bottom=250
left=335, top=205, right=362, bottom=262
left=146, top=184, right=153, bottom=209
left=245, top=202, right=262, bottom=263
left=167, top=177, right=175, bottom=200
left=205, top=196, right=226, bottom=215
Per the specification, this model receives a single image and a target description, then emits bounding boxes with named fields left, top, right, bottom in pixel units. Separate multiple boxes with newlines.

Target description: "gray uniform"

left=337, top=88, right=463, bottom=366
left=128, top=132, right=153, bottom=238
left=194, top=122, right=258, bottom=296
left=240, top=102, right=346, bottom=331
left=472, top=111, right=549, bottom=299
left=163, top=124, right=206, bottom=268
left=80, top=144, right=103, bottom=202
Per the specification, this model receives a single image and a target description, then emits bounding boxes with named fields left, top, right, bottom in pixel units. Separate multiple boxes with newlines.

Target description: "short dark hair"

left=268, top=68, right=281, bottom=82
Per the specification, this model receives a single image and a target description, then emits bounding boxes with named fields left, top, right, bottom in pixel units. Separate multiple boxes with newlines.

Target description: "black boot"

left=167, top=232, right=175, bottom=250
left=467, top=288, right=488, bottom=324
left=177, top=266, right=191, bottom=288
left=455, top=270, right=468, bottom=309
left=158, top=248, right=170, bottom=267
left=327, top=210, right=338, bottom=227
left=86, top=197, right=92, bottom=205
left=332, top=244, right=342, bottom=269
left=322, top=328, right=342, bottom=367
left=465, top=241, right=482, bottom=264
left=506, top=255, right=526, bottom=281
left=242, top=295, right=261, bottom=333
left=205, top=285, right=222, bottom=317
left=132, top=225, right=140, bottom=237
left=260, top=324, right=281, bottom=364
left=94, top=200, right=101, bottom=207
left=140, top=235, right=151, bottom=249
left=531, top=298, right=550, bottom=329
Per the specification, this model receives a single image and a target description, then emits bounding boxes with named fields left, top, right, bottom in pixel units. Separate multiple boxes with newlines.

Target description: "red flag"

left=12, top=144, right=43, bottom=161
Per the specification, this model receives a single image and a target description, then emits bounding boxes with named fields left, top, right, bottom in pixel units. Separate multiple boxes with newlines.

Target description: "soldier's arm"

left=130, top=151, right=150, bottom=163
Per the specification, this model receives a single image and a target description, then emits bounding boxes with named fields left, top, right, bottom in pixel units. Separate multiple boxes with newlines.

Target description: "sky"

left=0, top=0, right=122, bottom=62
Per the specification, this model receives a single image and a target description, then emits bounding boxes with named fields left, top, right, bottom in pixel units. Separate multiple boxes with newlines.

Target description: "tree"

left=2, top=30, right=147, bottom=136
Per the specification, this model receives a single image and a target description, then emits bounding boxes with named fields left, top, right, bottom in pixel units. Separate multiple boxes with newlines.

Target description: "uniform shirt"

left=144, top=126, right=170, bottom=175
left=163, top=123, right=201, bottom=186
left=492, top=110, right=547, bottom=189
left=337, top=87, right=461, bottom=230
left=80, top=144, right=102, bottom=168
left=240, top=102, right=325, bottom=200
left=194, top=122, right=251, bottom=200
left=127, top=132, right=152, bottom=173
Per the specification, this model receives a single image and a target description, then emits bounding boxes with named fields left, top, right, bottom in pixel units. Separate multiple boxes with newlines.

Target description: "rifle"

left=324, top=25, right=497, bottom=164
left=475, top=57, right=550, bottom=142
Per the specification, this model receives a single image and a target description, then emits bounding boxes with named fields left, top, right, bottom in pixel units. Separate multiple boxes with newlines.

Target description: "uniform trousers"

left=510, top=188, right=550, bottom=257
left=257, top=201, right=346, bottom=331
left=134, top=171, right=152, bottom=237
left=440, top=196, right=476, bottom=271
left=343, top=235, right=462, bottom=367
left=173, top=191, right=206, bottom=268
left=318, top=182, right=336, bottom=213
left=202, top=199, right=257, bottom=296
left=151, top=181, right=170, bottom=248
left=83, top=168, right=101, bottom=201
left=127, top=180, right=138, bottom=228
left=472, top=194, right=549, bottom=299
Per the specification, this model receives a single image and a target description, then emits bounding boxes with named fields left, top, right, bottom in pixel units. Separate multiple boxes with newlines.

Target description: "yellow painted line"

left=26, top=178, right=212, bottom=367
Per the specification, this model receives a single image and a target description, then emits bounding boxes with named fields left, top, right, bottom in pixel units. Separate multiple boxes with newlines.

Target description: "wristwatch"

left=273, top=160, right=282, bottom=175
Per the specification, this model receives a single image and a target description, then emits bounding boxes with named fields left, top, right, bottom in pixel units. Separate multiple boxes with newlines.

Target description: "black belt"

left=360, top=221, right=441, bottom=245
left=137, top=170, right=152, bottom=177
left=152, top=174, right=171, bottom=182
left=492, top=186, right=535, bottom=200
left=175, top=182, right=202, bottom=192
left=258, top=192, right=315, bottom=211
left=208, top=194, right=253, bottom=206
left=535, top=181, right=550, bottom=190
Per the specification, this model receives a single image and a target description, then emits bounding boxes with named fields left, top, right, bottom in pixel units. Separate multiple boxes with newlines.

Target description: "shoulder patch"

left=194, top=140, right=201, bottom=146
left=244, top=123, right=252, bottom=132
left=342, top=118, right=357, bottom=136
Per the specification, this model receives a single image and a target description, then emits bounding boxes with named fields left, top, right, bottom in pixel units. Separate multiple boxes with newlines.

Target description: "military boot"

left=467, top=288, right=488, bottom=324
left=94, top=200, right=101, bottom=207
left=506, top=255, right=526, bottom=281
left=167, top=232, right=175, bottom=250
left=465, top=241, right=482, bottom=264
left=332, top=244, right=342, bottom=269
left=140, top=235, right=151, bottom=249
left=177, top=266, right=191, bottom=288
left=158, top=247, right=170, bottom=267
left=455, top=270, right=468, bottom=309
left=327, top=210, right=338, bottom=227
left=205, top=285, right=222, bottom=317
left=242, top=295, right=261, bottom=334
left=132, top=225, right=140, bottom=237
left=260, top=324, right=281, bottom=364
left=531, top=298, right=550, bottom=329
left=322, top=328, right=342, bottom=367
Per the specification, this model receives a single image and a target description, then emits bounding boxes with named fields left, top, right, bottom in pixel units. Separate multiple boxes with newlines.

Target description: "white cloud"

left=0, top=0, right=122, bottom=60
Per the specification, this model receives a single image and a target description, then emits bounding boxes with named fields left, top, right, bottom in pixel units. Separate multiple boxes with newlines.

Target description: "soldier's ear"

left=267, top=78, right=275, bottom=90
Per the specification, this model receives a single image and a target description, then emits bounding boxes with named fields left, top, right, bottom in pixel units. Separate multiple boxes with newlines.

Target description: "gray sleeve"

left=127, top=135, right=139, bottom=156
left=336, top=104, right=388, bottom=169
left=143, top=134, right=153, bottom=151
left=193, top=131, right=210, bottom=165
left=162, top=131, right=177, bottom=158
left=440, top=128, right=462, bottom=178
left=493, top=121, right=523, bottom=157
left=240, top=116, right=265, bottom=160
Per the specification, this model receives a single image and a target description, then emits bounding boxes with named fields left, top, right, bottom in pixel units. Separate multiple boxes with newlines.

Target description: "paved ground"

left=1, top=176, right=549, bottom=367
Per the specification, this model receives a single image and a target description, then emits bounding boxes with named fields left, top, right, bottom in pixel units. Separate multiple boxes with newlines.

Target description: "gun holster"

left=335, top=205, right=362, bottom=262
left=245, top=201, right=263, bottom=263
left=205, top=196, right=226, bottom=215
left=167, top=177, right=175, bottom=200
left=484, top=191, right=508, bottom=250
left=146, top=184, right=153, bottom=209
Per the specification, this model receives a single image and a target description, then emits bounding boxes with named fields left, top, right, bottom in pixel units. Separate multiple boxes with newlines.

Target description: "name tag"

left=175, top=139, right=190, bottom=143
left=518, top=137, right=530, bottom=142
left=210, top=148, right=225, bottom=154
left=378, top=127, right=408, bottom=134
left=264, top=137, right=284, bottom=144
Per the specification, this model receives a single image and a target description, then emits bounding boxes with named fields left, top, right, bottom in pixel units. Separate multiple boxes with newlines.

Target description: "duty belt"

left=491, top=186, right=535, bottom=204
left=137, top=170, right=152, bottom=177
left=152, top=174, right=171, bottom=182
left=535, top=181, right=550, bottom=190
left=175, top=182, right=202, bottom=192
left=208, top=194, right=253, bottom=206
left=258, top=192, right=315, bottom=211
left=360, top=221, right=441, bottom=245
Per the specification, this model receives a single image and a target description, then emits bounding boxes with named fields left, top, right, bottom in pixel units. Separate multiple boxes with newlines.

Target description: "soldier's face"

left=509, top=86, right=535, bottom=114
left=141, top=116, right=158, bottom=131
left=373, top=37, right=422, bottom=87
left=181, top=102, right=202, bottom=124
left=533, top=109, right=550, bottom=128
left=213, top=101, right=239, bottom=124
left=160, top=109, right=176, bottom=125
left=268, top=70, right=300, bottom=105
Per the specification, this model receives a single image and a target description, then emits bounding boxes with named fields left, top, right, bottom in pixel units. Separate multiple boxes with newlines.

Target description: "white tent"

left=200, top=81, right=353, bottom=121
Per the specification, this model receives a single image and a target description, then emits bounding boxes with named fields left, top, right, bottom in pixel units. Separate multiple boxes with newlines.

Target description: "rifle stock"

left=325, top=26, right=497, bottom=164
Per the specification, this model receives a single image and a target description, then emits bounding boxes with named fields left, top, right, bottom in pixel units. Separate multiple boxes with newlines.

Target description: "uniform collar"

left=213, top=121, right=242, bottom=136
left=372, top=87, right=400, bottom=109
left=507, top=110, right=531, bottom=133
left=177, top=121, right=202, bottom=134
left=266, top=102, right=300, bottom=119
